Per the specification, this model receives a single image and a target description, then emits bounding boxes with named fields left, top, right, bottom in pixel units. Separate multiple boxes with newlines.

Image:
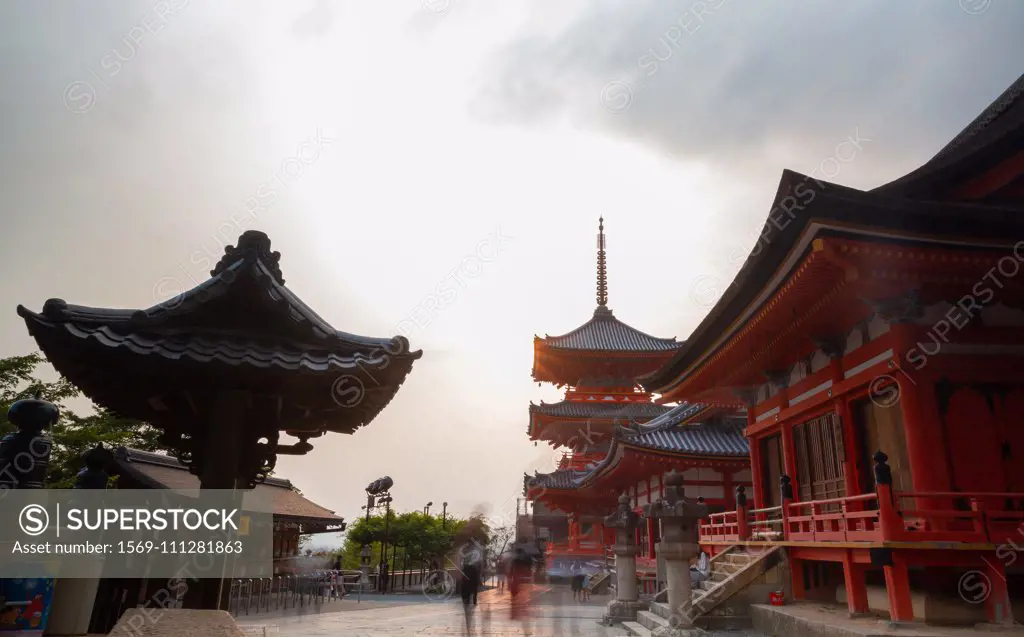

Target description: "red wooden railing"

left=699, top=477, right=1024, bottom=546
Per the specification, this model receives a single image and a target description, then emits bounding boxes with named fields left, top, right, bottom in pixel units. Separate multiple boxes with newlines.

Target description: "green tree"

left=337, top=510, right=469, bottom=571
left=0, top=352, right=166, bottom=487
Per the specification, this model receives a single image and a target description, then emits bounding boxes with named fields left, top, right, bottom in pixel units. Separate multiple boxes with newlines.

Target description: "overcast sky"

left=1, top=0, right=1022, bottom=543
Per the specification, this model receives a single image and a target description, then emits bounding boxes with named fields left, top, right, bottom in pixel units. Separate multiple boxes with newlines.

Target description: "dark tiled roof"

left=537, top=307, right=681, bottom=353
left=30, top=320, right=395, bottom=374
left=530, top=400, right=671, bottom=420
left=525, top=468, right=591, bottom=491
left=16, top=231, right=420, bottom=437
left=113, top=447, right=345, bottom=524
left=875, top=73, right=1024, bottom=198
left=634, top=402, right=706, bottom=431
left=928, top=73, right=1024, bottom=164
left=527, top=410, right=750, bottom=493
left=623, top=420, right=749, bottom=457
left=642, top=172, right=1024, bottom=394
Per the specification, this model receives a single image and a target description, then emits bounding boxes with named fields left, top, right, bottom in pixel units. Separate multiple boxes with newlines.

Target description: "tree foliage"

left=337, top=510, right=480, bottom=571
left=0, top=352, right=166, bottom=487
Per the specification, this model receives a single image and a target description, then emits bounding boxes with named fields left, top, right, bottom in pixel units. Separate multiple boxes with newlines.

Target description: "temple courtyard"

left=231, top=589, right=1024, bottom=637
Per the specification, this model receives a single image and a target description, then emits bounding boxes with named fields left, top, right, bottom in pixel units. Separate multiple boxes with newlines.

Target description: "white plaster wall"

left=810, top=348, right=831, bottom=373
left=684, top=485, right=725, bottom=500
left=789, top=362, right=807, bottom=387
left=845, top=326, right=864, bottom=354
left=733, top=469, right=753, bottom=482
left=866, top=313, right=890, bottom=340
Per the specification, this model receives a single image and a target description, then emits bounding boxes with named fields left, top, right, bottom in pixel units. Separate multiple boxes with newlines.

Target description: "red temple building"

left=527, top=402, right=750, bottom=591
left=524, top=219, right=751, bottom=585
left=643, top=73, right=1024, bottom=626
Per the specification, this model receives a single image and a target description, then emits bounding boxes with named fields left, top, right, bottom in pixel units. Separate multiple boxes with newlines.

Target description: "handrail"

left=749, top=505, right=782, bottom=515
left=895, top=491, right=1024, bottom=499
left=706, top=511, right=735, bottom=520
left=787, top=493, right=876, bottom=508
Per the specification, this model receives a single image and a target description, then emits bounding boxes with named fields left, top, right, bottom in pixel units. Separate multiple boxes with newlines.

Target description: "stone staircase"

left=587, top=570, right=611, bottom=594
left=622, top=546, right=783, bottom=636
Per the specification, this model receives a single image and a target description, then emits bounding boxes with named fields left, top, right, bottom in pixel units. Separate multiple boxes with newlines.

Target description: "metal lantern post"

left=365, top=476, right=394, bottom=593
left=441, top=502, right=448, bottom=529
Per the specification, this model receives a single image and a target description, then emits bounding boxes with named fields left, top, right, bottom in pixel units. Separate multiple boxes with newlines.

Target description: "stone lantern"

left=0, top=394, right=58, bottom=489
left=643, top=470, right=708, bottom=634
left=603, top=492, right=647, bottom=623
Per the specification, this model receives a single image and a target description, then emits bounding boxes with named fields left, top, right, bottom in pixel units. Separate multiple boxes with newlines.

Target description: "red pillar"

left=890, top=325, right=950, bottom=495
left=790, top=557, right=807, bottom=601
left=749, top=409, right=764, bottom=511
left=882, top=554, right=914, bottom=623
left=842, top=551, right=869, bottom=616
left=723, top=470, right=735, bottom=509
left=982, top=558, right=1014, bottom=625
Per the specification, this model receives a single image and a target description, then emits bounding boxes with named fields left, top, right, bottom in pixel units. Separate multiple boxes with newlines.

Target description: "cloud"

left=477, top=0, right=1024, bottom=183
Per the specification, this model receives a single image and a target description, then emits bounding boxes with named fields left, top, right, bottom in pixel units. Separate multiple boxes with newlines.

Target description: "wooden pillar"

left=183, top=390, right=247, bottom=611
left=781, top=426, right=799, bottom=500
left=882, top=554, right=914, bottom=623
left=842, top=551, right=869, bottom=616
left=646, top=518, right=656, bottom=559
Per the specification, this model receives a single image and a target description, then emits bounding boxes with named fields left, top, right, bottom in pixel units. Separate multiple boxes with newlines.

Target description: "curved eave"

left=17, top=307, right=418, bottom=375
left=641, top=170, right=1024, bottom=396
left=35, top=236, right=420, bottom=358
left=17, top=308, right=418, bottom=436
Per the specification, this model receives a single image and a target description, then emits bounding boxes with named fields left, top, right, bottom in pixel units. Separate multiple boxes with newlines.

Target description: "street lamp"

left=442, top=502, right=448, bottom=529
left=424, top=501, right=433, bottom=516
left=365, top=477, right=394, bottom=593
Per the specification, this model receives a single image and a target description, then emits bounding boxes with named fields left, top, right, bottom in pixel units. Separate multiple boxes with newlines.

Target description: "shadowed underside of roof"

left=113, top=447, right=344, bottom=523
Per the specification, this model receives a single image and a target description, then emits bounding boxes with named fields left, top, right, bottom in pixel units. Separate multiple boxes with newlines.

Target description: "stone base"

left=604, top=599, right=649, bottom=624
left=109, top=609, right=246, bottom=637
left=651, top=625, right=708, bottom=637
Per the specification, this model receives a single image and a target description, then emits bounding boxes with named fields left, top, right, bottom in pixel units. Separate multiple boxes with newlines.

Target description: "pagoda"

left=17, top=230, right=421, bottom=610
left=525, top=218, right=683, bottom=567
left=641, top=73, right=1024, bottom=626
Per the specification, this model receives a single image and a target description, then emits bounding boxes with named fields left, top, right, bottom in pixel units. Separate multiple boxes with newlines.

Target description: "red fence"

left=699, top=483, right=1024, bottom=546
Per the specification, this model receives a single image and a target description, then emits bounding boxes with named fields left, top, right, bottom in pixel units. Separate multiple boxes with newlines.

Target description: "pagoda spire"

left=596, top=217, right=608, bottom=308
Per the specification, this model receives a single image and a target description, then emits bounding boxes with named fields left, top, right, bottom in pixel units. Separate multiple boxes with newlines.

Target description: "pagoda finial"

left=596, top=217, right=608, bottom=307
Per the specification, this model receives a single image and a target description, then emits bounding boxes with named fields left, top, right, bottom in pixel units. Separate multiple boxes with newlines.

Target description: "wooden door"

left=852, top=397, right=913, bottom=506
left=792, top=412, right=846, bottom=508
left=760, top=435, right=783, bottom=508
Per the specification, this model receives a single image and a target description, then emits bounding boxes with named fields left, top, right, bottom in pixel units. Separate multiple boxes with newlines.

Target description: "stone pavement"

left=235, top=586, right=632, bottom=637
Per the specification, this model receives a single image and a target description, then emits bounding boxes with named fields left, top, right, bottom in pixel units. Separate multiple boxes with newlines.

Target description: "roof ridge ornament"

left=596, top=217, right=608, bottom=308
left=212, top=230, right=285, bottom=285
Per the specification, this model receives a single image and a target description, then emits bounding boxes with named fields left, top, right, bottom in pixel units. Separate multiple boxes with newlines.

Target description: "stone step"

left=636, top=609, right=669, bottom=632
left=719, top=553, right=755, bottom=565
left=698, top=579, right=717, bottom=592
left=649, top=601, right=671, bottom=619
left=621, top=620, right=652, bottom=637
left=698, top=613, right=753, bottom=632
